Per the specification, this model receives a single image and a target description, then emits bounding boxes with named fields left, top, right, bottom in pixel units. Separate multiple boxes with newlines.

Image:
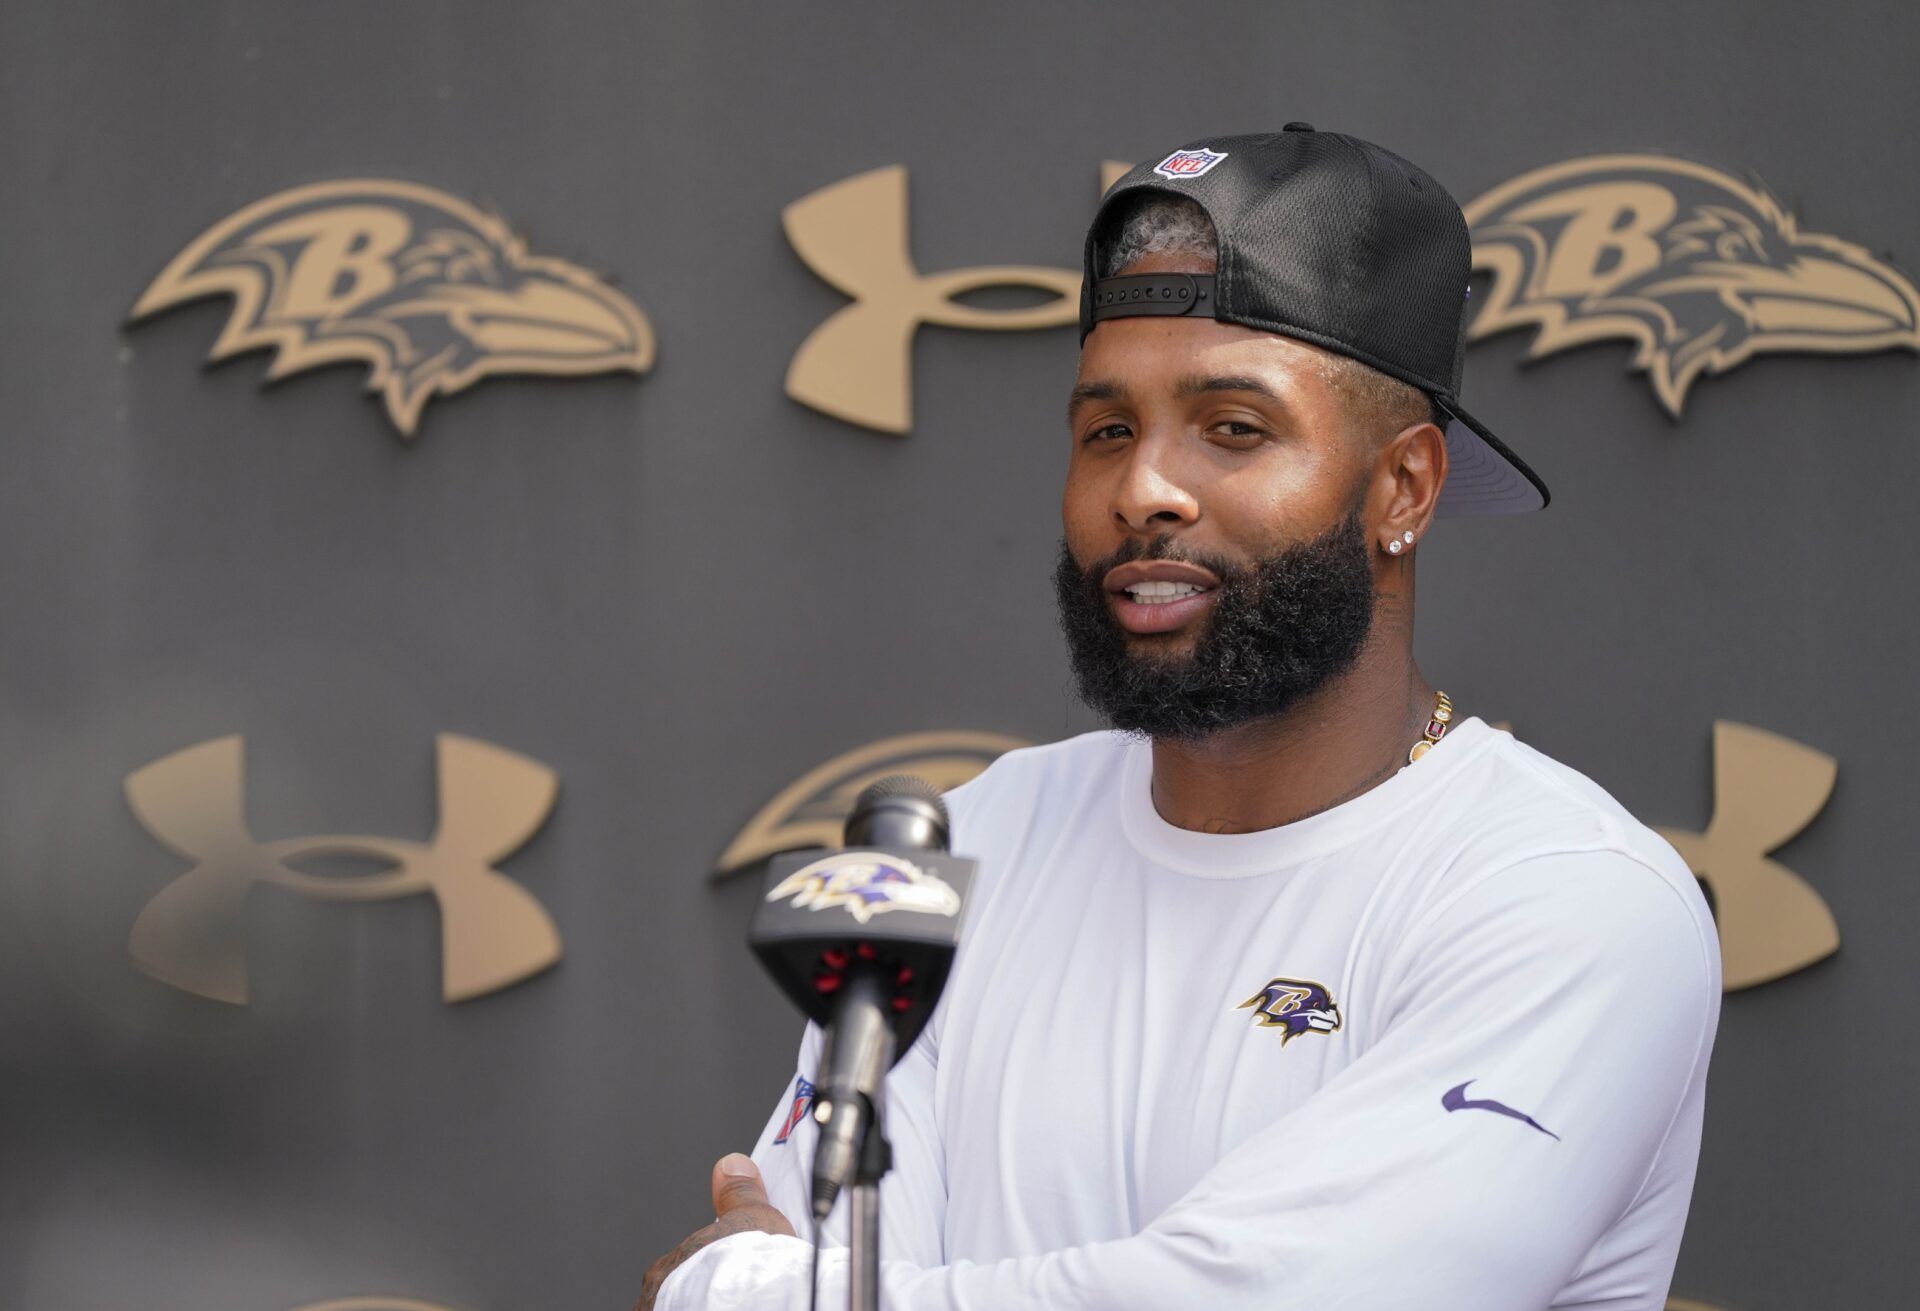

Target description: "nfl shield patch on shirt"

left=774, top=1075, right=815, bottom=1145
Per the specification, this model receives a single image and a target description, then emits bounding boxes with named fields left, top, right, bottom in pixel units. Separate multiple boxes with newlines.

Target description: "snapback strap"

left=1089, top=273, right=1218, bottom=324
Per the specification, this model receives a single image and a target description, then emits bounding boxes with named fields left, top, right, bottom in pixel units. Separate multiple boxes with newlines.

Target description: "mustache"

left=1070, top=535, right=1248, bottom=588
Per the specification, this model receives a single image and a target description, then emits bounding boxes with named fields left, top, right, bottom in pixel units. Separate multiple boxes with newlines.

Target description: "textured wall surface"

left=2, top=2, right=1915, bottom=1308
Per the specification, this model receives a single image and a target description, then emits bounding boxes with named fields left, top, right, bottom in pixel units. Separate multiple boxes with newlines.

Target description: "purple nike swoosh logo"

left=1442, top=1081, right=1560, bottom=1141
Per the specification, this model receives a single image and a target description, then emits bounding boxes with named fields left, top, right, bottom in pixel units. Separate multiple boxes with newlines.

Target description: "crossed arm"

left=641, top=850, right=1720, bottom=1311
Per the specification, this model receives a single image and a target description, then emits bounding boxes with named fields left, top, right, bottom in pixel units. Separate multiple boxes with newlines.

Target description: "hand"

left=636, top=1153, right=798, bottom=1310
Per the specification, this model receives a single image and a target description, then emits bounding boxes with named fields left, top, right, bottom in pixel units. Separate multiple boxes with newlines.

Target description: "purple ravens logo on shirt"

left=1236, top=977, right=1342, bottom=1045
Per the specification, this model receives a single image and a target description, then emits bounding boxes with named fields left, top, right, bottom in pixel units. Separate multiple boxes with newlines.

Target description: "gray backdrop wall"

left=3, top=2, right=1915, bottom=1308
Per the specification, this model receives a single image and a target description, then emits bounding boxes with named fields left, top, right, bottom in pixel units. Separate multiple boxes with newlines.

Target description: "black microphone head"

left=853, top=773, right=949, bottom=816
left=750, top=769, right=976, bottom=1063
left=844, top=775, right=950, bottom=851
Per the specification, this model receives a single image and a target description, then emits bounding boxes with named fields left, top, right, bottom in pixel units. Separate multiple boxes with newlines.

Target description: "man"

left=641, top=126, right=1720, bottom=1310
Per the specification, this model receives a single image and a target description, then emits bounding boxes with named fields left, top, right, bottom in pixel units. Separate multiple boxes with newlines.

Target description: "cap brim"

left=1431, top=395, right=1550, bottom=516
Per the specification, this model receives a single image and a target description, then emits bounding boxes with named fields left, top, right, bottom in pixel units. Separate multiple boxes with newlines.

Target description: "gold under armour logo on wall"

left=126, top=734, right=561, bottom=1003
left=128, top=179, right=654, bottom=437
left=783, top=164, right=1129, bottom=432
left=713, top=729, right=1029, bottom=876
left=1657, top=721, right=1840, bottom=990
left=1464, top=153, right=1918, bottom=416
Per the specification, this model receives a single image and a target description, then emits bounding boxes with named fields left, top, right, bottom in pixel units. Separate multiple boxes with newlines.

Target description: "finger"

left=710, top=1152, right=769, bottom=1216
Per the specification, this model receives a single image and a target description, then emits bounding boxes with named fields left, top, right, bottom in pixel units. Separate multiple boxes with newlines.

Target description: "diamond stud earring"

left=1402, top=531, right=1415, bottom=544
left=1387, top=539, right=1403, bottom=555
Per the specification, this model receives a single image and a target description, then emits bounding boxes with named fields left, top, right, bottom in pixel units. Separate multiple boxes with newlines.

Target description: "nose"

left=1111, top=437, right=1200, bottom=535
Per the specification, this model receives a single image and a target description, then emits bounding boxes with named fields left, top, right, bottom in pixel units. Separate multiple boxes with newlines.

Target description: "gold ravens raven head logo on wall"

left=127, top=179, right=654, bottom=437
left=1464, top=154, right=1919, bottom=416
left=713, top=730, right=1029, bottom=878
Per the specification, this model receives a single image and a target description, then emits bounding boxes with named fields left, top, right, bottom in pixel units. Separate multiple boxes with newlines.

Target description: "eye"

left=1209, top=420, right=1268, bottom=445
left=1081, top=422, right=1132, bottom=444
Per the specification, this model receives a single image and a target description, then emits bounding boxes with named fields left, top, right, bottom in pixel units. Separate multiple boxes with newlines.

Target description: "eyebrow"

left=1176, top=373, right=1288, bottom=406
left=1067, top=373, right=1295, bottom=425
left=1066, top=379, right=1124, bottom=423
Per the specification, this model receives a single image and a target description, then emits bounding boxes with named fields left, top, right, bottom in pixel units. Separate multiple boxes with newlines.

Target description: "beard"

left=1052, top=508, right=1377, bottom=743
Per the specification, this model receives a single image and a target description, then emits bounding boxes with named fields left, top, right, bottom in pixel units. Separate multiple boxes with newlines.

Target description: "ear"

left=1369, top=419, right=1447, bottom=553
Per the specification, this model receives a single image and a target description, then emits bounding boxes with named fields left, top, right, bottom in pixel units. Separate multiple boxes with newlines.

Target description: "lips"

left=1102, top=560, right=1222, bottom=635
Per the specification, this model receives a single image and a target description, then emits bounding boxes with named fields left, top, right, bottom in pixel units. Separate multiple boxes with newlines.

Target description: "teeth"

left=1125, top=580, right=1206, bottom=603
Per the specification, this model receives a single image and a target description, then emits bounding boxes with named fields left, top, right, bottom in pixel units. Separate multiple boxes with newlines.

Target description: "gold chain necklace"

left=1408, top=690, right=1455, bottom=765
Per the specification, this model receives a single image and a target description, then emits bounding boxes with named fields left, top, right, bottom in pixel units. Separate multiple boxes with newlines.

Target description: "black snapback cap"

left=1081, top=125, right=1549, bottom=516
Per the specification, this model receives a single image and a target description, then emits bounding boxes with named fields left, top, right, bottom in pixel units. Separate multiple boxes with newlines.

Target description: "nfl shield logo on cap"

left=1154, top=147, right=1229, bottom=180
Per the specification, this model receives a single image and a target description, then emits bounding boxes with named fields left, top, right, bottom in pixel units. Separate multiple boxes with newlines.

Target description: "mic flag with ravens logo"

left=1463, top=153, right=1919, bottom=416
left=127, top=179, right=654, bottom=437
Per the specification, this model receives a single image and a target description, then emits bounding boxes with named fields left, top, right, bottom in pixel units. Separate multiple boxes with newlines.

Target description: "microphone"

left=749, top=775, right=975, bottom=1222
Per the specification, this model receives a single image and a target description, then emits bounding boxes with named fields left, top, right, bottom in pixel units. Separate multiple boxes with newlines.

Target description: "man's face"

left=1057, top=252, right=1384, bottom=740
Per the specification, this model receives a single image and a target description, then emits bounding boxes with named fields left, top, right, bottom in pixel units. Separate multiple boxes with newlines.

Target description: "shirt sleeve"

left=658, top=846, right=1719, bottom=1311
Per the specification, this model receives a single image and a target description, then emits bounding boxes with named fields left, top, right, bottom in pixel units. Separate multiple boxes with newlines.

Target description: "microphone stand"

left=814, top=966, right=896, bottom=1311
left=847, top=1086, right=891, bottom=1311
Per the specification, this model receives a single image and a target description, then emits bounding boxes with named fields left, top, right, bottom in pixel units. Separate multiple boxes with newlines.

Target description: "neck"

left=1147, top=630, right=1436, bottom=834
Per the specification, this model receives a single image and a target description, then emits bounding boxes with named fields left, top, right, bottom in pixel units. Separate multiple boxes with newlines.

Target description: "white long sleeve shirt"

left=661, top=717, right=1721, bottom=1310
